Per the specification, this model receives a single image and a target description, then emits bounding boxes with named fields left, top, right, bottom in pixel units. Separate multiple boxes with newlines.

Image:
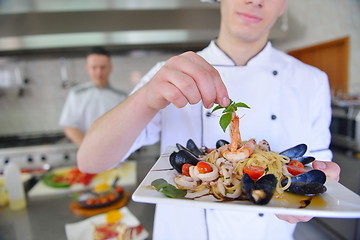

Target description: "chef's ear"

left=279, top=0, right=287, bottom=16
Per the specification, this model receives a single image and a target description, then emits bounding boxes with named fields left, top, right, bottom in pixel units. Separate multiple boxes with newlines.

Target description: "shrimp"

left=222, top=139, right=256, bottom=162
left=229, top=113, right=241, bottom=152
left=221, top=112, right=256, bottom=162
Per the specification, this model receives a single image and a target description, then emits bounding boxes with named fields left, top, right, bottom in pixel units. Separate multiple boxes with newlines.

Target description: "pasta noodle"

left=234, top=150, right=291, bottom=196
left=175, top=140, right=294, bottom=200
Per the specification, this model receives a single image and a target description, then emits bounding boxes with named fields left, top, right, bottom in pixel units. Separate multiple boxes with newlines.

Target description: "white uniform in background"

left=59, top=82, right=127, bottom=133
left=125, top=40, right=333, bottom=240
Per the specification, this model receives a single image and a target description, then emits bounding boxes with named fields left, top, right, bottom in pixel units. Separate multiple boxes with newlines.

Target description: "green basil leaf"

left=234, top=102, right=251, bottom=109
left=220, top=112, right=232, bottom=132
left=160, top=185, right=187, bottom=198
left=210, top=99, right=250, bottom=132
left=151, top=178, right=187, bottom=198
left=151, top=178, right=169, bottom=191
left=211, top=105, right=224, bottom=113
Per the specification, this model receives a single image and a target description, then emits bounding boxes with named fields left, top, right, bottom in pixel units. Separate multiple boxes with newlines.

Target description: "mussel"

left=280, top=144, right=315, bottom=165
left=290, top=156, right=316, bottom=165
left=280, top=144, right=307, bottom=158
left=242, top=174, right=277, bottom=205
left=186, top=139, right=206, bottom=157
left=176, top=139, right=205, bottom=157
left=281, top=170, right=327, bottom=196
left=216, top=139, right=230, bottom=149
left=169, top=149, right=200, bottom=173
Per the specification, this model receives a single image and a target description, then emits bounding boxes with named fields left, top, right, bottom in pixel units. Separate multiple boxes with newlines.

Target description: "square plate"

left=65, top=207, right=148, bottom=240
left=132, top=147, right=360, bottom=218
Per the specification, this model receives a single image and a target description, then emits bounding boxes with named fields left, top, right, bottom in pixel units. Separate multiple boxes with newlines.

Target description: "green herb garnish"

left=211, top=100, right=250, bottom=132
left=151, top=178, right=187, bottom=198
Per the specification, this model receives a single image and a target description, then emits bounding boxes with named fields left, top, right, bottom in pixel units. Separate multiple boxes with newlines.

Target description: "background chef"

left=59, top=46, right=127, bottom=146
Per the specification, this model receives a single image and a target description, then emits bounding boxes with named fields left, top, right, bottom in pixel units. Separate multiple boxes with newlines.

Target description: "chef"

left=78, top=0, right=341, bottom=239
left=59, top=47, right=127, bottom=146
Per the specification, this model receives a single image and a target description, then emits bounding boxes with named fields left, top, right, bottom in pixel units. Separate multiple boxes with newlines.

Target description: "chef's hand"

left=143, top=51, right=230, bottom=110
left=312, top=160, right=341, bottom=182
left=276, top=160, right=341, bottom=223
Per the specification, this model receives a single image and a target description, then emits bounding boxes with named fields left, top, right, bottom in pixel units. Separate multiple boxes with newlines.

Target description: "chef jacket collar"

left=206, top=40, right=272, bottom=67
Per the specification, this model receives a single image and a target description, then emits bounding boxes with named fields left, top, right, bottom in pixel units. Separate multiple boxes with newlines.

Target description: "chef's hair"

left=87, top=46, right=110, bottom=58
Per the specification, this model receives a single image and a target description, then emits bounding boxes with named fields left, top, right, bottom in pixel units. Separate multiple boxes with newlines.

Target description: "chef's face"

left=219, top=0, right=287, bottom=43
left=86, top=54, right=113, bottom=88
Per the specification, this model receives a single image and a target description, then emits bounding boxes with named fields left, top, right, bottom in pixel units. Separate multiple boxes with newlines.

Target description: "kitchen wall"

left=273, top=0, right=360, bottom=94
left=0, top=0, right=359, bottom=136
left=0, top=51, right=178, bottom=136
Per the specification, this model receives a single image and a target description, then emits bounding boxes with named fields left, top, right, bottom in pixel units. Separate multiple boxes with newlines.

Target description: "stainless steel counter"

left=0, top=148, right=158, bottom=240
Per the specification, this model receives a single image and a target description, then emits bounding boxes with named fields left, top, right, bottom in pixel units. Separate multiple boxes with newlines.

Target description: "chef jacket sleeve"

left=308, top=70, right=333, bottom=162
left=59, top=90, right=81, bottom=129
left=114, top=62, right=166, bottom=164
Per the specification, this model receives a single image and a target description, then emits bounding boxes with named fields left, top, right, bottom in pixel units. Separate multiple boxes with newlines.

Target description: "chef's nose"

left=245, top=0, right=264, bottom=7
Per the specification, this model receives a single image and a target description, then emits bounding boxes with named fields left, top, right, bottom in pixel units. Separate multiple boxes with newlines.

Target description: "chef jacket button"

left=273, top=70, right=278, bottom=76
left=258, top=213, right=264, bottom=217
left=271, top=114, right=277, bottom=120
left=206, top=111, right=212, bottom=117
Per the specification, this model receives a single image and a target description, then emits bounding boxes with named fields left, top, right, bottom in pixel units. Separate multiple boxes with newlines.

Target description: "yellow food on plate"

left=106, top=210, right=122, bottom=224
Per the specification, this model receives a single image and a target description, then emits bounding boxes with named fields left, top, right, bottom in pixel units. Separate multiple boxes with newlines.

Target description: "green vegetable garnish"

left=151, top=178, right=187, bottom=198
left=211, top=99, right=250, bottom=132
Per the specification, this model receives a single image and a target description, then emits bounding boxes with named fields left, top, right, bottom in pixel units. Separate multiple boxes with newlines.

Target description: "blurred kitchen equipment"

left=0, top=132, right=78, bottom=173
left=331, top=97, right=360, bottom=153
left=4, top=162, right=27, bottom=210
left=60, top=58, right=72, bottom=89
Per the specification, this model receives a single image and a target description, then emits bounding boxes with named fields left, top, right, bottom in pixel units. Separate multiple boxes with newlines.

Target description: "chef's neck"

left=216, top=36, right=268, bottom=66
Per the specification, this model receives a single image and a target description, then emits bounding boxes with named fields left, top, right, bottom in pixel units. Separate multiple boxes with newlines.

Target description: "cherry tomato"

left=287, top=165, right=307, bottom=176
left=197, top=162, right=213, bottom=174
left=182, top=163, right=192, bottom=176
left=135, top=225, right=144, bottom=234
left=86, top=198, right=96, bottom=205
left=53, top=175, right=67, bottom=183
left=100, top=197, right=108, bottom=204
left=288, top=160, right=305, bottom=168
left=107, top=193, right=115, bottom=201
left=243, top=166, right=265, bottom=181
left=115, top=186, right=123, bottom=193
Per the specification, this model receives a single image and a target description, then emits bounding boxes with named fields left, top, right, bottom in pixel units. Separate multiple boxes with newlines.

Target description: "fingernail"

left=207, top=102, right=214, bottom=109
left=316, top=161, right=326, bottom=170
left=222, top=97, right=230, bottom=107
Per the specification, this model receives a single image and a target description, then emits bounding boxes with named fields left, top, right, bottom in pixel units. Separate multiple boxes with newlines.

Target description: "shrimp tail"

left=229, top=114, right=241, bottom=152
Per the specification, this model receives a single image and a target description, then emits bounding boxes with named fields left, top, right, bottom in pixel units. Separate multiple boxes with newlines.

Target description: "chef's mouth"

left=237, top=12, right=263, bottom=24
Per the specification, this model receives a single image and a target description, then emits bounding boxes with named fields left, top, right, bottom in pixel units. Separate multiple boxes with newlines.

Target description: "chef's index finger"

left=180, top=52, right=230, bottom=108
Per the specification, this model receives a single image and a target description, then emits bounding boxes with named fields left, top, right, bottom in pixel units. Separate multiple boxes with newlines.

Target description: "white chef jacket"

left=59, top=82, right=127, bottom=133
left=125, top=41, right=333, bottom=240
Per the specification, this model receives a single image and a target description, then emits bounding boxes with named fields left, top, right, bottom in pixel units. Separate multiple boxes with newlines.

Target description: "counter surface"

left=0, top=153, right=157, bottom=240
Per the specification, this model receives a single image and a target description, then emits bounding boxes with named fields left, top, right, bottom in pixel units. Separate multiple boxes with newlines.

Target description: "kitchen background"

left=0, top=0, right=359, bottom=240
left=0, top=0, right=359, bottom=137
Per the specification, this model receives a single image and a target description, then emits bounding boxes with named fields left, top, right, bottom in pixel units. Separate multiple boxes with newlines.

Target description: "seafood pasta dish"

left=165, top=108, right=327, bottom=205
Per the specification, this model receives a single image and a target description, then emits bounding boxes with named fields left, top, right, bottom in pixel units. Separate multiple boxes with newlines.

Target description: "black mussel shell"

left=283, top=169, right=326, bottom=185
left=169, top=150, right=200, bottom=173
left=186, top=139, right=205, bottom=157
left=242, top=174, right=277, bottom=205
left=176, top=143, right=202, bottom=158
left=216, top=139, right=230, bottom=149
left=290, top=156, right=316, bottom=165
left=176, top=143, right=187, bottom=151
left=280, top=144, right=307, bottom=158
left=282, top=170, right=327, bottom=196
left=285, top=182, right=327, bottom=196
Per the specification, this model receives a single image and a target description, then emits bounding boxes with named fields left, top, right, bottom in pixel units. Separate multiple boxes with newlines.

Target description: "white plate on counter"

left=132, top=147, right=360, bottom=218
left=65, top=207, right=148, bottom=240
